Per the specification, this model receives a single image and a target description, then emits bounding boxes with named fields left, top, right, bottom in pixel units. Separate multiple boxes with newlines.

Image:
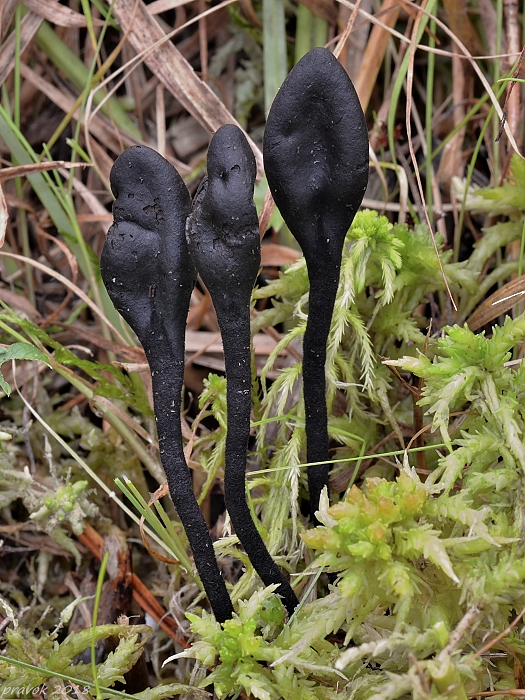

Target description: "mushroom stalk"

left=187, top=125, right=299, bottom=617
left=101, top=145, right=234, bottom=623
left=302, top=272, right=339, bottom=512
left=263, top=48, right=369, bottom=516
left=221, top=301, right=298, bottom=616
left=149, top=356, right=234, bottom=623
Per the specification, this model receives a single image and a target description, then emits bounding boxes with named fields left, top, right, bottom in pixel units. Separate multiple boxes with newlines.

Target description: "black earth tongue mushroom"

left=100, top=145, right=234, bottom=624
left=186, top=124, right=299, bottom=618
left=263, top=48, right=369, bottom=518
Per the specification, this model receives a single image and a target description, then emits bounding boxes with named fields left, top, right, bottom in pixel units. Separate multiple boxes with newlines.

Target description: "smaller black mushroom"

left=263, top=48, right=369, bottom=517
left=186, top=124, right=299, bottom=617
left=100, top=145, right=234, bottom=624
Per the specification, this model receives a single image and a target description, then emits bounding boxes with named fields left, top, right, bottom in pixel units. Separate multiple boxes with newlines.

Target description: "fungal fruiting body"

left=186, top=124, right=299, bottom=617
left=263, top=48, right=369, bottom=516
left=100, top=145, right=234, bottom=623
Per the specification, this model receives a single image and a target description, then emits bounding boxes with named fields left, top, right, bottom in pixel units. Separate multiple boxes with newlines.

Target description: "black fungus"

left=100, top=145, right=234, bottom=623
left=263, top=48, right=369, bottom=516
left=186, top=125, right=299, bottom=617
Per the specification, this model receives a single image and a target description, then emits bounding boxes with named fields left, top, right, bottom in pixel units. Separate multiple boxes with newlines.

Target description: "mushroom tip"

left=108, top=145, right=192, bottom=229
left=110, top=144, right=181, bottom=195
left=208, top=124, right=257, bottom=182
left=296, top=46, right=336, bottom=66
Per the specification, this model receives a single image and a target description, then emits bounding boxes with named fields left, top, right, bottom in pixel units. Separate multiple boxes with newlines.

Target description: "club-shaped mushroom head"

left=263, top=47, right=369, bottom=270
left=100, top=145, right=196, bottom=354
left=186, top=124, right=261, bottom=312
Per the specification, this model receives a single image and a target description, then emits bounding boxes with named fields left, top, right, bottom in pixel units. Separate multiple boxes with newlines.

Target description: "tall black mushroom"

left=263, top=48, right=369, bottom=516
left=186, top=124, right=299, bottom=617
left=100, top=146, right=234, bottom=623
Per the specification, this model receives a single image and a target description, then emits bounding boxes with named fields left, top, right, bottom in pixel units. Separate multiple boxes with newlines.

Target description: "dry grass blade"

left=0, top=288, right=41, bottom=322
left=19, top=64, right=128, bottom=157
left=239, top=0, right=263, bottom=28
left=34, top=224, right=79, bottom=327
left=146, top=0, right=197, bottom=13
left=0, top=161, right=89, bottom=183
left=259, top=189, right=276, bottom=238
left=354, top=0, right=401, bottom=110
left=59, top=169, right=111, bottom=233
left=440, top=0, right=480, bottom=56
left=53, top=321, right=144, bottom=361
left=185, top=330, right=284, bottom=356
left=469, top=606, right=525, bottom=663
left=91, top=395, right=157, bottom=447
left=405, top=0, right=457, bottom=310
left=466, top=276, right=525, bottom=332
left=0, top=11, right=42, bottom=86
left=0, top=251, right=127, bottom=344
left=400, top=0, right=522, bottom=154
left=362, top=198, right=425, bottom=213
left=368, top=145, right=390, bottom=211
left=502, top=0, right=521, bottom=140
left=113, top=361, right=148, bottom=373
left=333, top=0, right=361, bottom=60
left=496, top=44, right=525, bottom=142
left=22, top=0, right=104, bottom=27
left=155, top=84, right=166, bottom=156
left=0, top=0, right=18, bottom=41
left=337, top=0, right=415, bottom=45
left=435, top=49, right=466, bottom=186
left=110, top=0, right=264, bottom=174
left=185, top=331, right=222, bottom=366
left=261, top=244, right=300, bottom=266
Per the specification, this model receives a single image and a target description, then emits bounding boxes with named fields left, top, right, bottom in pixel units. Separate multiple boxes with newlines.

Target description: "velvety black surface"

left=263, top=48, right=369, bottom=516
left=187, top=125, right=299, bottom=617
left=100, top=145, right=234, bottom=623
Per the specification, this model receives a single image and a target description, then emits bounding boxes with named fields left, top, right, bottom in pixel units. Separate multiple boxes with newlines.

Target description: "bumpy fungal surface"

left=100, top=145, right=234, bottom=623
left=263, top=48, right=369, bottom=516
left=187, top=125, right=299, bottom=617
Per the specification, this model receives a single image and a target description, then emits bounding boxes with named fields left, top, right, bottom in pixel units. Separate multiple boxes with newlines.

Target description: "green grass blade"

left=115, top=477, right=197, bottom=579
left=263, top=0, right=287, bottom=112
left=387, top=1, right=436, bottom=164
left=92, top=551, right=109, bottom=700
left=294, top=5, right=328, bottom=64
left=295, top=4, right=313, bottom=63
